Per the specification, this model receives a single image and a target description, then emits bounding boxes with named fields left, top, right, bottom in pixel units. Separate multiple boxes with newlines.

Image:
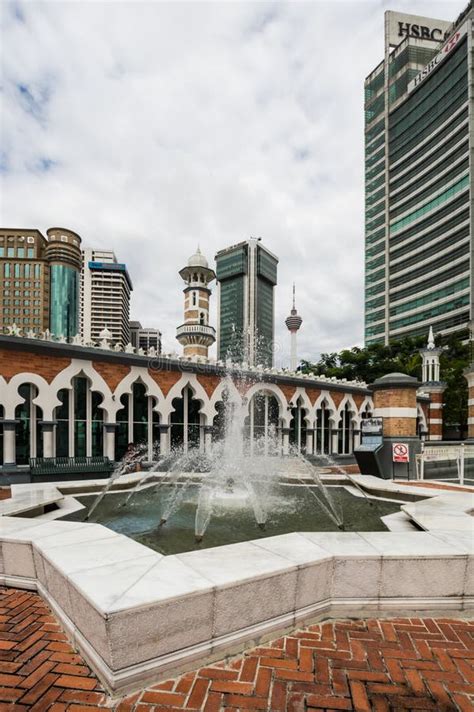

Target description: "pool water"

left=62, top=484, right=400, bottom=555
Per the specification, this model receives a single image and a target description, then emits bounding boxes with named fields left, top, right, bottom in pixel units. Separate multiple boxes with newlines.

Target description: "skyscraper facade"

left=80, top=249, right=133, bottom=347
left=0, top=227, right=81, bottom=337
left=45, top=228, right=82, bottom=338
left=364, top=7, right=471, bottom=344
left=215, top=238, right=278, bottom=366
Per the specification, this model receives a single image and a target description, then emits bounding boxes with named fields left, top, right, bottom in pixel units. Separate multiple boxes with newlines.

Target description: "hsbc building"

left=364, top=7, right=473, bottom=345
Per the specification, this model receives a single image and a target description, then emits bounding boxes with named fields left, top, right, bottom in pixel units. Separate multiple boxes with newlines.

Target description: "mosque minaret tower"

left=176, top=247, right=216, bottom=358
left=285, top=284, right=303, bottom=371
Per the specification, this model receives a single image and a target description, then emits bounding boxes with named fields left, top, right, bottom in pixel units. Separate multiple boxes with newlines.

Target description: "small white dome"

left=187, top=246, right=208, bottom=269
left=99, top=326, right=112, bottom=339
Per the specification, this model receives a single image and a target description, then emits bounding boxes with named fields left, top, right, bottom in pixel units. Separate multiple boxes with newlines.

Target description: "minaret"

left=419, top=326, right=442, bottom=383
left=176, top=247, right=216, bottom=358
left=285, top=284, right=303, bottom=370
left=419, top=326, right=445, bottom=441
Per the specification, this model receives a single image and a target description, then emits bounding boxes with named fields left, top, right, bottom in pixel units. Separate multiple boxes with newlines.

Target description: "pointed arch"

left=4, top=373, right=53, bottom=420
left=313, top=390, right=338, bottom=425
left=112, top=366, right=167, bottom=421
left=417, top=402, right=428, bottom=432
left=288, top=386, right=313, bottom=426
left=244, top=382, right=291, bottom=427
left=50, top=359, right=114, bottom=422
left=164, top=373, right=212, bottom=424
left=358, top=395, right=374, bottom=420
left=336, top=393, right=360, bottom=425
left=208, top=378, right=241, bottom=423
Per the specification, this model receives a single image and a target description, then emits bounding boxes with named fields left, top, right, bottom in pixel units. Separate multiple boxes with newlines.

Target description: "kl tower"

left=285, top=284, right=303, bottom=371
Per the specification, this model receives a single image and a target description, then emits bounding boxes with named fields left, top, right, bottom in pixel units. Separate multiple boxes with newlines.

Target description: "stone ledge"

left=0, top=500, right=472, bottom=695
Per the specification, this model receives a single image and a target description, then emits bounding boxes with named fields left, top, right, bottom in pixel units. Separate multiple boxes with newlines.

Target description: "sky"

left=0, top=0, right=467, bottom=365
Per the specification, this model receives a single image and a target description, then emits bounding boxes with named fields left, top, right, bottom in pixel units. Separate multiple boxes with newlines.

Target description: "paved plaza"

left=0, top=586, right=473, bottom=711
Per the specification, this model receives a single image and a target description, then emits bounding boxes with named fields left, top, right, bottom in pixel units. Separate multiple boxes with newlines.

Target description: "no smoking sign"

left=392, top=442, right=409, bottom=463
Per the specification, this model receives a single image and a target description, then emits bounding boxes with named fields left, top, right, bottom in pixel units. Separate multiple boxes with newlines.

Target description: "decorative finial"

left=427, top=325, right=435, bottom=350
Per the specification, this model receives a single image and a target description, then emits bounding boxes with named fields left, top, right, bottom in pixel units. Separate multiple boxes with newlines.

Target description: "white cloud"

left=0, top=0, right=466, bottom=363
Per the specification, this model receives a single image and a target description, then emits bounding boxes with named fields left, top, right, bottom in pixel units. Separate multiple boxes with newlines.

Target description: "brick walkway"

left=0, top=587, right=473, bottom=711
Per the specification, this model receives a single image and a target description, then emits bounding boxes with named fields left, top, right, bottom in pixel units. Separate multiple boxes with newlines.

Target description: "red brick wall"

left=305, top=388, right=321, bottom=406
left=0, top=350, right=71, bottom=384
left=149, top=370, right=182, bottom=397
left=374, top=388, right=417, bottom=409
left=197, top=374, right=222, bottom=398
left=331, top=392, right=345, bottom=409
left=279, top=384, right=296, bottom=403
left=93, top=362, right=131, bottom=392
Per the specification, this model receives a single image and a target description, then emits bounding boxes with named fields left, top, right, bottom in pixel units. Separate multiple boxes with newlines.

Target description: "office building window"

left=17, top=247, right=24, bottom=258
left=7, top=248, right=14, bottom=257
left=4, top=264, right=10, bottom=277
left=24, top=265, right=30, bottom=278
left=27, top=248, right=34, bottom=258
left=34, top=265, right=41, bottom=278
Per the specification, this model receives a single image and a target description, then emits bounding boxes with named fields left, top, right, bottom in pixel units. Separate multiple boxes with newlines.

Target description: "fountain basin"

left=61, top=484, right=401, bottom=555
left=0, top=476, right=472, bottom=696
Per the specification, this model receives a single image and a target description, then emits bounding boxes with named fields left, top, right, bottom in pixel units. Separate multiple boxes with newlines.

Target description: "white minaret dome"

left=187, top=246, right=209, bottom=269
left=99, top=325, right=113, bottom=340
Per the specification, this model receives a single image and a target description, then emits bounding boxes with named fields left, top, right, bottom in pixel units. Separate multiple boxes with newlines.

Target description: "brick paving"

left=0, top=587, right=473, bottom=711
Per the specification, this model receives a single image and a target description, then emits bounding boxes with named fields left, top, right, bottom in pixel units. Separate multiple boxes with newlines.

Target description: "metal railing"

left=176, top=324, right=216, bottom=338
left=415, top=442, right=474, bottom=485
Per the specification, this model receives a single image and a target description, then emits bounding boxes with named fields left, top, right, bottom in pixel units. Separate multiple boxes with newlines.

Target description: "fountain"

left=83, top=373, right=349, bottom=545
left=85, top=443, right=147, bottom=521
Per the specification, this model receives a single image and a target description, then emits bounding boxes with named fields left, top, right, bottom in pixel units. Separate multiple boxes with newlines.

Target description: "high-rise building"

left=364, top=7, right=471, bottom=344
left=130, top=320, right=162, bottom=352
left=176, top=247, right=216, bottom=358
left=45, top=228, right=82, bottom=338
left=80, top=249, right=133, bottom=347
left=0, top=227, right=81, bottom=337
left=215, top=238, right=278, bottom=366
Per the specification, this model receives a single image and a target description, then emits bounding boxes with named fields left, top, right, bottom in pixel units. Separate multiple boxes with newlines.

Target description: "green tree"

left=300, top=332, right=470, bottom=439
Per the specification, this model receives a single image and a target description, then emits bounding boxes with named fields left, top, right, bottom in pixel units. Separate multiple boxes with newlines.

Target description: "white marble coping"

left=0, top=471, right=448, bottom=523
left=0, top=485, right=64, bottom=517
left=402, top=491, right=474, bottom=532
left=0, top=476, right=472, bottom=695
left=348, top=474, right=442, bottom=499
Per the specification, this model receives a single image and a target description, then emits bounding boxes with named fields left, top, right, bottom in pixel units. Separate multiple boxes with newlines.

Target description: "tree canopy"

left=300, top=331, right=470, bottom=438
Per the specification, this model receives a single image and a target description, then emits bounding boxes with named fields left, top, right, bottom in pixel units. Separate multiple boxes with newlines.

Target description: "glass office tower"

left=45, top=228, right=82, bottom=338
left=215, top=239, right=278, bottom=366
left=364, top=7, right=472, bottom=344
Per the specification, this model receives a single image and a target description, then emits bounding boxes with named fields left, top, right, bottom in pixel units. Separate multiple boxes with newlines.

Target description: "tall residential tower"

left=364, top=7, right=472, bottom=344
left=215, top=239, right=278, bottom=367
left=80, top=249, right=133, bottom=347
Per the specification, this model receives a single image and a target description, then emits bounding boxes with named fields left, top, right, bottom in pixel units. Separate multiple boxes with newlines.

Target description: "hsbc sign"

left=398, top=22, right=447, bottom=41
left=408, top=23, right=468, bottom=93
